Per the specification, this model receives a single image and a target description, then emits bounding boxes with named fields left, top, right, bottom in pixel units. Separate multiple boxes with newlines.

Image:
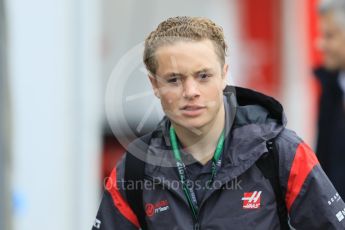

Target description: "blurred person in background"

left=315, top=0, right=345, bottom=198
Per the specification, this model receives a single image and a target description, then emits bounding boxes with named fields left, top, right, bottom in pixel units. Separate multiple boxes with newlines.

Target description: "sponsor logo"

left=336, top=208, right=345, bottom=222
left=336, top=211, right=344, bottom=222
left=328, top=193, right=341, bottom=206
left=242, top=191, right=262, bottom=209
left=145, top=200, right=170, bottom=217
left=93, top=218, right=101, bottom=229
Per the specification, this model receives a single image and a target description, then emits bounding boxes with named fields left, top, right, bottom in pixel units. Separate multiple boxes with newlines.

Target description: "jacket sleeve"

left=92, top=154, right=141, bottom=230
left=277, top=129, right=345, bottom=229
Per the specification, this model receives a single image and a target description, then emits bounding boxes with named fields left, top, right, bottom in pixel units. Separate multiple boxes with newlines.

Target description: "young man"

left=315, top=0, right=345, bottom=199
left=93, top=16, right=345, bottom=229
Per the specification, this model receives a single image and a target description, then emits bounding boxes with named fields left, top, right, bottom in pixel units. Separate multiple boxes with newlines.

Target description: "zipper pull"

left=194, top=222, right=200, bottom=230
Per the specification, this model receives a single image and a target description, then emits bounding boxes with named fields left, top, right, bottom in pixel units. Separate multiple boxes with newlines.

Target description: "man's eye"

left=167, top=77, right=178, bottom=83
left=198, top=73, right=211, bottom=80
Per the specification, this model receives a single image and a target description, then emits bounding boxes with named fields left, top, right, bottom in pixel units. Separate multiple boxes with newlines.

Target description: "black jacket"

left=93, top=86, right=345, bottom=229
left=314, top=67, right=345, bottom=198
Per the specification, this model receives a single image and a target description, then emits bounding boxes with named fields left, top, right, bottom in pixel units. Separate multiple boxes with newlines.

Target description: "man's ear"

left=221, top=63, right=229, bottom=90
left=148, top=74, right=161, bottom=99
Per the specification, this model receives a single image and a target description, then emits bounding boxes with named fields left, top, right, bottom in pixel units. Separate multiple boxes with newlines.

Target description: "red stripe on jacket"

left=285, top=142, right=319, bottom=211
left=106, top=168, right=140, bottom=228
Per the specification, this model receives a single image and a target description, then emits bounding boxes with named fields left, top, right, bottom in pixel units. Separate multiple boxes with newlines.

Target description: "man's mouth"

left=180, top=105, right=206, bottom=116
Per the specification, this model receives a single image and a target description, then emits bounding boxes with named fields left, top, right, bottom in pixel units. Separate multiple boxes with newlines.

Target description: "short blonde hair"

left=143, top=16, right=228, bottom=75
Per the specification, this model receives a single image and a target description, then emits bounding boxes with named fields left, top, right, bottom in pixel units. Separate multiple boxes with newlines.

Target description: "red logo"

left=242, top=191, right=262, bottom=209
left=145, top=203, right=155, bottom=217
left=145, top=200, right=169, bottom=217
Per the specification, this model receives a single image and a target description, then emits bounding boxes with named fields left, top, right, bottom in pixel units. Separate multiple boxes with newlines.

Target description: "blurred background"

left=0, top=0, right=324, bottom=229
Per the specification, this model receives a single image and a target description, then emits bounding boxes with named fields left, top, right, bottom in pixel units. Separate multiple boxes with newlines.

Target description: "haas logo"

left=242, top=191, right=262, bottom=209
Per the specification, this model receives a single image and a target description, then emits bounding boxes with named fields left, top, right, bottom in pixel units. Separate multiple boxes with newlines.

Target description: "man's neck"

left=172, top=104, right=225, bottom=165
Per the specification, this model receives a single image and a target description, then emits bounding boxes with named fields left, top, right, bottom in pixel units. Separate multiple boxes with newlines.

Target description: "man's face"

left=318, top=11, right=345, bottom=70
left=149, top=39, right=228, bottom=131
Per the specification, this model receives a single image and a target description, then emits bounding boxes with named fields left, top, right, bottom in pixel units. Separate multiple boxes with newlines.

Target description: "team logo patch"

left=242, top=191, right=262, bottom=209
left=145, top=200, right=170, bottom=217
left=336, top=208, right=345, bottom=222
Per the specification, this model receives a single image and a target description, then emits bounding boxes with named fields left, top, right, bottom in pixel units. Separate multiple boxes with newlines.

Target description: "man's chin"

left=323, top=58, right=343, bottom=71
left=173, top=119, right=211, bottom=135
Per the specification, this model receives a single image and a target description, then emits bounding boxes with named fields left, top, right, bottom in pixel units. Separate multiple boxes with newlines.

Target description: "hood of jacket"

left=143, top=85, right=287, bottom=183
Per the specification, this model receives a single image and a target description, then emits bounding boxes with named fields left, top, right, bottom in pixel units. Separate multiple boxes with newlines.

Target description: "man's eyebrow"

left=193, top=68, right=213, bottom=75
left=159, top=68, right=213, bottom=79
left=161, top=72, right=183, bottom=78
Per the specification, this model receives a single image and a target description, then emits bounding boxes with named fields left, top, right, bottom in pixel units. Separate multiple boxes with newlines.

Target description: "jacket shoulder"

left=273, top=128, right=309, bottom=195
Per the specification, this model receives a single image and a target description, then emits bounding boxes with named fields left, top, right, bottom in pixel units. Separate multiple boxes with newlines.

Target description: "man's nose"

left=182, top=78, right=200, bottom=99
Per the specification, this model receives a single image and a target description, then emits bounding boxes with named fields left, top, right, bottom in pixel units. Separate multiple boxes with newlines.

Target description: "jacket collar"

left=144, top=86, right=286, bottom=183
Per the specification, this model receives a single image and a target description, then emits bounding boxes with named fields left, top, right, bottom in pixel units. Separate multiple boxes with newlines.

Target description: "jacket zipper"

left=194, top=222, right=200, bottom=230
left=144, top=175, right=233, bottom=230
